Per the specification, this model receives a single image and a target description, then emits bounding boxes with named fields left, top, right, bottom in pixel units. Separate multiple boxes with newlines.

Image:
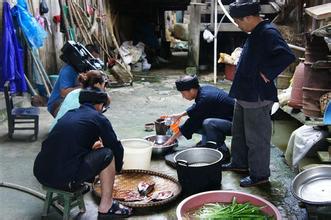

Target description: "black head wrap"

left=175, top=75, right=200, bottom=91
left=229, top=1, right=260, bottom=18
left=79, top=87, right=109, bottom=107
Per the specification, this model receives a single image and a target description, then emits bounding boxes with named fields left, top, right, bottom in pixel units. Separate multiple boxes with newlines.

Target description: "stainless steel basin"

left=291, top=165, right=331, bottom=205
left=144, top=135, right=178, bottom=155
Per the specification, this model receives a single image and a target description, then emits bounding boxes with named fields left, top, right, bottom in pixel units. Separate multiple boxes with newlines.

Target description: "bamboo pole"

left=24, top=74, right=38, bottom=96
left=58, top=0, right=71, bottom=40
left=65, top=0, right=76, bottom=40
left=68, top=0, right=132, bottom=82
left=68, top=1, right=90, bottom=44
left=21, top=31, right=52, bottom=96
left=30, top=51, right=51, bottom=96
left=107, top=12, right=133, bottom=79
left=71, top=2, right=93, bottom=43
left=34, top=51, right=53, bottom=89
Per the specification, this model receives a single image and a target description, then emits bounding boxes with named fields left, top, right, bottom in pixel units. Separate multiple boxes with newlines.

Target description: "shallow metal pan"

left=291, top=165, right=331, bottom=205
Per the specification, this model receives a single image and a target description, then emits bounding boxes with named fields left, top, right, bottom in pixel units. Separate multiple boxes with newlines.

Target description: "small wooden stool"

left=42, top=185, right=87, bottom=220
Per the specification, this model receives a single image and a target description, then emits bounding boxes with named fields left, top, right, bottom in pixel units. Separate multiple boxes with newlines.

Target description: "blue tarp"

left=11, top=0, right=47, bottom=49
left=0, top=2, right=27, bottom=93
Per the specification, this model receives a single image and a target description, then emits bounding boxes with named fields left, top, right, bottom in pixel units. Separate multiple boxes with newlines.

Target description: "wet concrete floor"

left=0, top=56, right=309, bottom=219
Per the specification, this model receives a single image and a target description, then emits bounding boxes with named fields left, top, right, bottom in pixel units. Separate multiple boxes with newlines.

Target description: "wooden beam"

left=188, top=1, right=201, bottom=68
left=201, top=23, right=241, bottom=32
left=200, top=4, right=280, bottom=15
left=296, top=0, right=304, bottom=32
left=305, top=3, right=331, bottom=20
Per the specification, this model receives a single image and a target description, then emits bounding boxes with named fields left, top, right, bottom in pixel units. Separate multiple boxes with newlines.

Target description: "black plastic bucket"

left=154, top=118, right=170, bottom=135
left=174, top=148, right=223, bottom=195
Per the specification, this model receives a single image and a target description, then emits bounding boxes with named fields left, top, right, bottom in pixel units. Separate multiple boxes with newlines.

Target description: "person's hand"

left=260, top=73, right=270, bottom=83
left=168, top=113, right=182, bottom=123
left=92, top=139, right=103, bottom=149
left=163, top=138, right=175, bottom=146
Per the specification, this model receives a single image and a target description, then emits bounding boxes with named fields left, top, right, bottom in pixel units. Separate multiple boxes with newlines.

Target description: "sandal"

left=98, top=200, right=133, bottom=219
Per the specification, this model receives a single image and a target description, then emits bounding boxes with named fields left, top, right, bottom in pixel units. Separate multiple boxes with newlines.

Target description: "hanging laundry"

left=0, top=1, right=27, bottom=93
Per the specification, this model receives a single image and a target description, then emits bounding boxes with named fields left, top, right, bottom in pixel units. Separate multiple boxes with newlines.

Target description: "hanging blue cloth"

left=11, top=0, right=47, bottom=49
left=0, top=2, right=27, bottom=93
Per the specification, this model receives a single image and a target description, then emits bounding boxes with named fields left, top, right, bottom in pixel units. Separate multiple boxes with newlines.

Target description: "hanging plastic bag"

left=11, top=0, right=47, bottom=48
left=39, top=0, right=49, bottom=15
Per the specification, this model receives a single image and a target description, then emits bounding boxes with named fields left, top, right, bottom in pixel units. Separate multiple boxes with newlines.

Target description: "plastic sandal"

left=98, top=200, right=133, bottom=219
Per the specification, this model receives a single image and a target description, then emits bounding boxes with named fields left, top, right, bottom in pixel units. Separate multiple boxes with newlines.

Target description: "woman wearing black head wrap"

left=164, top=75, right=235, bottom=163
left=34, top=87, right=133, bottom=218
left=49, top=70, right=111, bottom=131
left=222, top=0, right=295, bottom=187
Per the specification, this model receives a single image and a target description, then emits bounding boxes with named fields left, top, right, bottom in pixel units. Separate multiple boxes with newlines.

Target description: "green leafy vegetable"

left=188, top=197, right=275, bottom=220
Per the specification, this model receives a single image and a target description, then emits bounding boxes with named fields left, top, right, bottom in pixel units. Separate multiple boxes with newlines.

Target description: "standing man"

left=164, top=75, right=235, bottom=163
left=34, top=88, right=132, bottom=218
left=222, top=0, right=295, bottom=187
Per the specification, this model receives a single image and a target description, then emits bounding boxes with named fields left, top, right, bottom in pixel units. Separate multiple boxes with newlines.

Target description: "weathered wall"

left=30, top=0, right=64, bottom=74
left=0, top=0, right=64, bottom=75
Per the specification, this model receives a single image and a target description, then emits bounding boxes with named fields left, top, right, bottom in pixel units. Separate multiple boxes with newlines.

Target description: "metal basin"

left=291, top=165, right=331, bottom=205
left=144, top=135, right=178, bottom=155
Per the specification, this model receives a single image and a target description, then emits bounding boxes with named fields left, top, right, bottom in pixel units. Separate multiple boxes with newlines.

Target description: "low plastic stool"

left=42, top=185, right=87, bottom=220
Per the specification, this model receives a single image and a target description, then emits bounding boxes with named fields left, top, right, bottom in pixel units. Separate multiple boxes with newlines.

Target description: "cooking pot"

left=174, top=148, right=223, bottom=195
left=144, top=135, right=178, bottom=155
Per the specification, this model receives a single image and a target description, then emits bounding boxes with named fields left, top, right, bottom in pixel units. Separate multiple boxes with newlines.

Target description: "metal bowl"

left=144, top=123, right=154, bottom=132
left=291, top=165, right=331, bottom=205
left=144, top=135, right=178, bottom=155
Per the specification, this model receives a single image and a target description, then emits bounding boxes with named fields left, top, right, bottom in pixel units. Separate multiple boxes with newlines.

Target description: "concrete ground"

left=0, top=54, right=310, bottom=220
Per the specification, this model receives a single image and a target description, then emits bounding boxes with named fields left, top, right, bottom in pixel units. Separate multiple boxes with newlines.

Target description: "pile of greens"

left=190, top=197, right=275, bottom=220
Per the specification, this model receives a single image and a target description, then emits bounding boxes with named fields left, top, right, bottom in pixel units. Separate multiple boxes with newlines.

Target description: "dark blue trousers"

left=199, top=118, right=232, bottom=148
left=231, top=103, right=273, bottom=180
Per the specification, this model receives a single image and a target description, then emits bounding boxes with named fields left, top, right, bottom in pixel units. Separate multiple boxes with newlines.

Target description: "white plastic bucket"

left=121, top=139, right=153, bottom=170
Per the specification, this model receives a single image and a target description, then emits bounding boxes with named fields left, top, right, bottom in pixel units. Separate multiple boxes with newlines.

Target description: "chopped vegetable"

left=187, top=197, right=275, bottom=220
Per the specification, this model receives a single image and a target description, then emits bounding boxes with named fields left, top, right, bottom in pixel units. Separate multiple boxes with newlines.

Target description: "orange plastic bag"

left=160, top=115, right=181, bottom=134
left=170, top=120, right=180, bottom=134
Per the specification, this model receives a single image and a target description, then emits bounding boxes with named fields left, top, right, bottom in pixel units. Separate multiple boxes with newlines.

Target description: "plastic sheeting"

left=118, top=41, right=151, bottom=71
left=11, top=0, right=47, bottom=49
left=285, top=125, right=329, bottom=166
left=0, top=2, right=27, bottom=93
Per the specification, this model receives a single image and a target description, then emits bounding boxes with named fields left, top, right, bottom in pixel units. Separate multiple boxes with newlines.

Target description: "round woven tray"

left=93, top=169, right=182, bottom=208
